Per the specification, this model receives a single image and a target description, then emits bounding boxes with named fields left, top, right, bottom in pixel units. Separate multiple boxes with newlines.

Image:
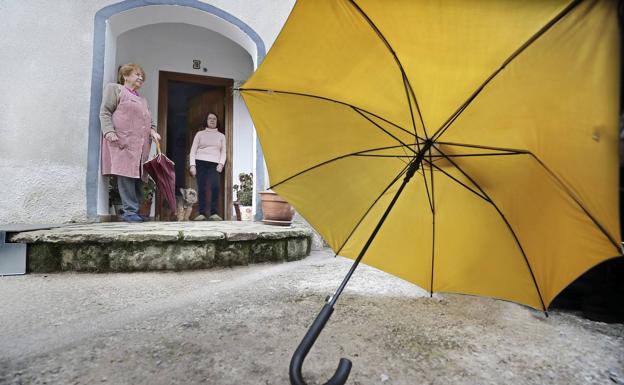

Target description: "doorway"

left=157, top=71, right=233, bottom=220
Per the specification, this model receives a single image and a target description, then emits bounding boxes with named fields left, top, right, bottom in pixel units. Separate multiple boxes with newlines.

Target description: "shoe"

left=208, top=214, right=223, bottom=221
left=193, top=214, right=207, bottom=221
left=122, top=213, right=144, bottom=222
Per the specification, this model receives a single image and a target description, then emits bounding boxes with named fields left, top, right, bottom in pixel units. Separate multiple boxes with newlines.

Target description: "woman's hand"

left=189, top=165, right=196, bottom=177
left=216, top=163, right=224, bottom=173
left=104, top=131, right=119, bottom=142
left=150, top=130, right=161, bottom=141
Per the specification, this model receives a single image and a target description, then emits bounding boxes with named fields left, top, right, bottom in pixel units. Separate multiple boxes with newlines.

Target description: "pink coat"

left=101, top=88, right=152, bottom=182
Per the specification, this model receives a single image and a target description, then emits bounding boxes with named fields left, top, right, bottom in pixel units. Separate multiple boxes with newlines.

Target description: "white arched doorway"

left=87, top=1, right=266, bottom=220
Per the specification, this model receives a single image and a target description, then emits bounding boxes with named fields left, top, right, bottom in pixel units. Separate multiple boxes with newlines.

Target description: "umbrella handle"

left=155, top=140, right=162, bottom=155
left=289, top=303, right=352, bottom=385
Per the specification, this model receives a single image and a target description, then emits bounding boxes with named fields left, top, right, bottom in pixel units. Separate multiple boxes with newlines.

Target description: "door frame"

left=157, top=71, right=234, bottom=220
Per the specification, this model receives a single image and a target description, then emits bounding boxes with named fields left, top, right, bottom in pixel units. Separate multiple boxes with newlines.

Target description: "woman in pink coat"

left=100, top=63, right=160, bottom=222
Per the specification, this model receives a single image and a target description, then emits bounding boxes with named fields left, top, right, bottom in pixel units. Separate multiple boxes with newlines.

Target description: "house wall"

left=0, top=0, right=294, bottom=224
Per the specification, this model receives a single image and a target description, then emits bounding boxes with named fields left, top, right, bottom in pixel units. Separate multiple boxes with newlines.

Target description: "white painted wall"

left=0, top=2, right=102, bottom=224
left=0, top=1, right=295, bottom=224
left=115, top=22, right=253, bottom=124
left=108, top=5, right=259, bottom=68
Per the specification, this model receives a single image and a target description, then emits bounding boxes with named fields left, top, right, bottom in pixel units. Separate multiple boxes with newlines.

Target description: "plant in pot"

left=259, top=189, right=295, bottom=226
left=139, top=177, right=156, bottom=218
left=233, top=172, right=253, bottom=220
left=108, top=176, right=155, bottom=219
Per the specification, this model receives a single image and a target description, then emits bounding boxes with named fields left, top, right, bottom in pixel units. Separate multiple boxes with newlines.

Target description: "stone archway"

left=86, top=0, right=267, bottom=219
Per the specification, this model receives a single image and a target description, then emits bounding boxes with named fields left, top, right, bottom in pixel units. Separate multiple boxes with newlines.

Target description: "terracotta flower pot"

left=259, top=190, right=295, bottom=226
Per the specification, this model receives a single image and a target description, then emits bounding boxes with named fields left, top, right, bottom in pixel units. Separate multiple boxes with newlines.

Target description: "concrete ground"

left=1, top=248, right=623, bottom=385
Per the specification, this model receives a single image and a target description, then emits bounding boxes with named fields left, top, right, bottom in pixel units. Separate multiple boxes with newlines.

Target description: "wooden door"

left=186, top=90, right=227, bottom=219
left=157, top=71, right=234, bottom=221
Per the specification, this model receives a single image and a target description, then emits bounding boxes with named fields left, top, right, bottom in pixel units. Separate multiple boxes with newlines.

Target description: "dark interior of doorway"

left=166, top=81, right=219, bottom=196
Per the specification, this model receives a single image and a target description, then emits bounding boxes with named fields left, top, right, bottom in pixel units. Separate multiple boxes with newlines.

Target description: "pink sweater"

left=189, top=128, right=226, bottom=166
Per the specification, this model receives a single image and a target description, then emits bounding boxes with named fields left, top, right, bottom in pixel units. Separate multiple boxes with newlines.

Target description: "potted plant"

left=139, top=177, right=156, bottom=218
left=259, top=189, right=295, bottom=226
left=233, top=172, right=253, bottom=220
left=108, top=177, right=155, bottom=219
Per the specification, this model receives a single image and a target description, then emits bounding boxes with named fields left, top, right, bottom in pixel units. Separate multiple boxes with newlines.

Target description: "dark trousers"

left=117, top=175, right=143, bottom=216
left=196, top=160, right=220, bottom=216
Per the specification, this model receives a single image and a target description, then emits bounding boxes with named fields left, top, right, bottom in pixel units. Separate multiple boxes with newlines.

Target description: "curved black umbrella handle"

left=289, top=303, right=352, bottom=385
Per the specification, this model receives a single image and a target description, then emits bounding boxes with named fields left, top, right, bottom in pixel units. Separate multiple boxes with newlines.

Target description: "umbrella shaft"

left=329, top=153, right=424, bottom=306
left=408, top=139, right=432, bottom=178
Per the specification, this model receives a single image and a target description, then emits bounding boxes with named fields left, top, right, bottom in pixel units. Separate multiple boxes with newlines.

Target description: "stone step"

left=8, top=222, right=312, bottom=273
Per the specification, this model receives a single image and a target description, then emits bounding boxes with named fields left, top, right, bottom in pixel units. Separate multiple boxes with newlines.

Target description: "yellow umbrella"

left=240, top=1, right=622, bottom=384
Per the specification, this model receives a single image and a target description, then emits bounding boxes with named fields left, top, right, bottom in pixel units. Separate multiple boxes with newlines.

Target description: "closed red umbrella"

left=143, top=141, right=176, bottom=213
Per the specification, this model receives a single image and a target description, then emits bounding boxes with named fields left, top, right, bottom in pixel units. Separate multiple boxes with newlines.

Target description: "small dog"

left=176, top=188, right=198, bottom=221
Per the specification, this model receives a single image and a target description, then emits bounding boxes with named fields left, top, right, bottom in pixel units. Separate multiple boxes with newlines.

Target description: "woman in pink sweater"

left=189, top=112, right=226, bottom=220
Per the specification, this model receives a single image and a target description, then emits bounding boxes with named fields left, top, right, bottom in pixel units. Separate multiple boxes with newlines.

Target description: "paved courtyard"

left=1, top=248, right=623, bottom=385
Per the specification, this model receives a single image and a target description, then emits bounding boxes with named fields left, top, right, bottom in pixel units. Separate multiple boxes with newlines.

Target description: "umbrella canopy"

left=241, top=1, right=621, bottom=383
left=242, top=0, right=621, bottom=310
left=143, top=142, right=176, bottom=213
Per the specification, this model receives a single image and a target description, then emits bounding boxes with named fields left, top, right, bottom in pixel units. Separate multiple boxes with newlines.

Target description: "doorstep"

left=7, top=221, right=312, bottom=273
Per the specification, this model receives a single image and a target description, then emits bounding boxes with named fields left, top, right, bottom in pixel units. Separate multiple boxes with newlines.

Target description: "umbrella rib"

left=269, top=143, right=417, bottom=190
left=410, top=160, right=436, bottom=279
left=438, top=140, right=621, bottom=252
left=354, top=152, right=527, bottom=160
left=347, top=0, right=427, bottom=138
left=431, top=0, right=583, bottom=142
left=436, top=141, right=530, bottom=154
left=423, top=159, right=490, bottom=203
left=351, top=106, right=418, bottom=141
left=353, top=153, right=410, bottom=167
left=419, top=149, right=434, bottom=213
left=402, top=69, right=426, bottom=144
left=351, top=107, right=417, bottom=156
left=405, top=69, right=428, bottom=139
left=428, top=148, right=437, bottom=296
left=432, top=143, right=548, bottom=311
left=335, top=161, right=412, bottom=256
left=527, top=152, right=622, bottom=253
left=353, top=154, right=412, bottom=159
left=239, top=88, right=418, bottom=139
left=432, top=152, right=526, bottom=159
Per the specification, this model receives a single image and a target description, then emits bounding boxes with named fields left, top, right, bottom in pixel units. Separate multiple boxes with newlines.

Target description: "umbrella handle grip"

left=289, top=303, right=352, bottom=385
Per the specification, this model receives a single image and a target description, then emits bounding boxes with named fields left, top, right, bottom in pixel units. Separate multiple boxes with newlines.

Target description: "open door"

left=186, top=90, right=227, bottom=219
left=157, top=71, right=233, bottom=220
